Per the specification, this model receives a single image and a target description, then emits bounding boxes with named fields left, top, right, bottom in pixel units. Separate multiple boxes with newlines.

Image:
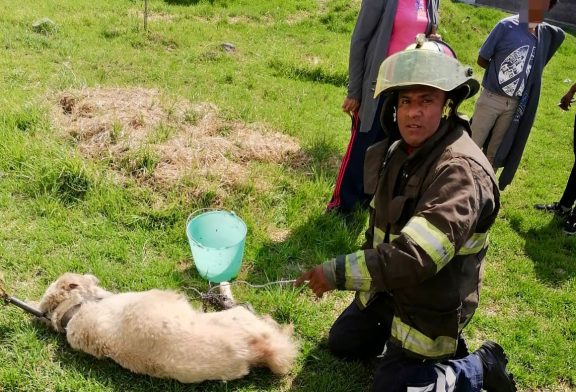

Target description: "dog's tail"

left=249, top=323, right=298, bottom=375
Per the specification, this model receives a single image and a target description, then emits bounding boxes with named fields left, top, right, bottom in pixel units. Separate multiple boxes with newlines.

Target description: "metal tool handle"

left=5, top=295, right=49, bottom=320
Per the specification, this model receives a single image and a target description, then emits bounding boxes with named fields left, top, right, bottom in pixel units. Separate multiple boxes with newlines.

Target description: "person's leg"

left=327, top=113, right=362, bottom=213
left=328, top=293, right=393, bottom=360
left=471, top=89, right=505, bottom=150
left=562, top=115, right=576, bottom=235
left=373, top=342, right=483, bottom=392
left=559, top=164, right=576, bottom=209
left=327, top=102, right=385, bottom=213
left=539, top=114, right=576, bottom=219
left=559, top=114, right=576, bottom=209
left=483, top=95, right=519, bottom=166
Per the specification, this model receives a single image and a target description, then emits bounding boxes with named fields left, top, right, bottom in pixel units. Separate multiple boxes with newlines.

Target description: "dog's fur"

left=38, top=273, right=298, bottom=383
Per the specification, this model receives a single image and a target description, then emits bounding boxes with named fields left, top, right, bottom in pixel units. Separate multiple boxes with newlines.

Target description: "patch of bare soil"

left=51, top=87, right=308, bottom=194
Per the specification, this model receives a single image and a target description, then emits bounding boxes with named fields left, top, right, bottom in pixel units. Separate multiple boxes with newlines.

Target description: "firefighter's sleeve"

left=322, top=158, right=494, bottom=292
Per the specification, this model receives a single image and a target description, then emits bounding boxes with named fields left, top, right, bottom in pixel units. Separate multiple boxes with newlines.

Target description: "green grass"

left=0, top=0, right=575, bottom=390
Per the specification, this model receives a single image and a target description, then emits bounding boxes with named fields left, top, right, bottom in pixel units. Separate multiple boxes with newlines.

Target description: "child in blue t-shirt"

left=470, top=0, right=563, bottom=171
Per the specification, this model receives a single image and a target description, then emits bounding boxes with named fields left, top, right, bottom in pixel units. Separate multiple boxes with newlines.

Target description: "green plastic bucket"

left=186, top=210, right=247, bottom=283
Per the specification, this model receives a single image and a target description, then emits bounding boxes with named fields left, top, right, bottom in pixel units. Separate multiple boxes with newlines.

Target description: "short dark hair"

left=549, top=0, right=559, bottom=11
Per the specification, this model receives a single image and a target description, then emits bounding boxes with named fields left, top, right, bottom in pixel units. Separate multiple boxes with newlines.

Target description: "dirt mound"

left=51, top=87, right=308, bottom=192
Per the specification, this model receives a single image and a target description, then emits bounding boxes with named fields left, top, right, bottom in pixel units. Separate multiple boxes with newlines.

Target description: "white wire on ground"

left=205, top=279, right=299, bottom=295
left=185, top=279, right=303, bottom=310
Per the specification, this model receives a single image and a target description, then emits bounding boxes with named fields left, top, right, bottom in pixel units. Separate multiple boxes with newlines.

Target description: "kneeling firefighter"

left=296, top=37, right=517, bottom=392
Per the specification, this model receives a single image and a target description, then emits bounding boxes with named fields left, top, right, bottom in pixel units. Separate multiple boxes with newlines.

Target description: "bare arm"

left=559, top=83, right=576, bottom=111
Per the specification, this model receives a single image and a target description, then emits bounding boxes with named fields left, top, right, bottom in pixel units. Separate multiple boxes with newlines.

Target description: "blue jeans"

left=373, top=342, right=483, bottom=392
left=328, top=297, right=483, bottom=392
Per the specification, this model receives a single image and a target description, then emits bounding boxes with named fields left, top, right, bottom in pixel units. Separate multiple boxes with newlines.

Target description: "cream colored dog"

left=38, top=273, right=298, bottom=383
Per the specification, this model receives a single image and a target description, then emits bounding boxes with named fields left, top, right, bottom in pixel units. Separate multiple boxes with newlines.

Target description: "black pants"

left=559, top=114, right=576, bottom=209
left=328, top=294, right=394, bottom=360
left=328, top=296, right=480, bottom=392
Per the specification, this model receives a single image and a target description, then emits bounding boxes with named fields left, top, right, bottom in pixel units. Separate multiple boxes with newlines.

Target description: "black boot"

left=473, top=341, right=516, bottom=392
left=564, top=211, right=576, bottom=235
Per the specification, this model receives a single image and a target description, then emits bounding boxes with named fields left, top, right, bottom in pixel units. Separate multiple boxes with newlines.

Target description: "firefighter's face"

left=397, top=86, right=446, bottom=148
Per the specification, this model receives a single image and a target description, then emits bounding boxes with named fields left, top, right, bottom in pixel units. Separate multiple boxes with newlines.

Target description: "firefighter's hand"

left=294, top=266, right=333, bottom=298
left=342, top=97, right=360, bottom=117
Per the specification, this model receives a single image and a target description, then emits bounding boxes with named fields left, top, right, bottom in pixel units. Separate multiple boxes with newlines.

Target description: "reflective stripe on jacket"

left=323, top=119, right=499, bottom=359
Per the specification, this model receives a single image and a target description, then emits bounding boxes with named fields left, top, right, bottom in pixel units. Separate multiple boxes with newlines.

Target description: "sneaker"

left=473, top=341, right=517, bottom=392
left=563, top=213, right=576, bottom=235
left=534, top=202, right=571, bottom=217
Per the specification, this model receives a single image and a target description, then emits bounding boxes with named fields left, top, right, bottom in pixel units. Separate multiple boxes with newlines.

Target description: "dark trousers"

left=328, top=296, right=483, bottom=392
left=327, top=104, right=385, bottom=213
left=559, top=114, right=576, bottom=209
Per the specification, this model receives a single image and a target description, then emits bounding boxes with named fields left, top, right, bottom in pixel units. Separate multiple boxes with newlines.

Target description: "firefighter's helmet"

left=374, top=35, right=479, bottom=103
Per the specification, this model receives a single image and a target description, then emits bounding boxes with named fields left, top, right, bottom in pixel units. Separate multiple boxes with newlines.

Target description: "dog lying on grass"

left=37, top=273, right=298, bottom=383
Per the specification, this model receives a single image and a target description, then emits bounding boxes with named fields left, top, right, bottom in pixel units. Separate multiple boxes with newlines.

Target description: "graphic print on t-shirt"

left=498, top=45, right=535, bottom=96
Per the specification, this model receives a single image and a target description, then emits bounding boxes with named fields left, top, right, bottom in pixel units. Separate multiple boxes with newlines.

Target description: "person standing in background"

left=327, top=0, right=440, bottom=215
left=470, top=0, right=564, bottom=190
left=535, top=82, right=576, bottom=234
left=299, top=42, right=516, bottom=391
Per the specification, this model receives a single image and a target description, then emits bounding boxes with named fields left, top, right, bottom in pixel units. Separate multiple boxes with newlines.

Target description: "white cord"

left=206, top=279, right=298, bottom=295
left=185, top=279, right=301, bottom=303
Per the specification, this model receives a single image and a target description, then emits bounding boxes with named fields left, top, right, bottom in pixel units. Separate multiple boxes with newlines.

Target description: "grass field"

left=0, top=0, right=575, bottom=390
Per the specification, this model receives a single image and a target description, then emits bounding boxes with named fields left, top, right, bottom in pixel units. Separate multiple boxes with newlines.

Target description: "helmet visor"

left=374, top=49, right=478, bottom=98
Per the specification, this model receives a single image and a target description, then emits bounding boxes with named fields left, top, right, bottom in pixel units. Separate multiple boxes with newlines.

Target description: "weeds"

left=119, top=147, right=159, bottom=177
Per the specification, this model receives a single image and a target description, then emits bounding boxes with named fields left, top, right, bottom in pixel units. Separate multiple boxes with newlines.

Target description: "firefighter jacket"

left=322, top=117, right=500, bottom=360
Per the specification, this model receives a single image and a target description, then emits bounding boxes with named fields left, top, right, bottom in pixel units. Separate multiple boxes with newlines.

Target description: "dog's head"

left=38, top=273, right=109, bottom=332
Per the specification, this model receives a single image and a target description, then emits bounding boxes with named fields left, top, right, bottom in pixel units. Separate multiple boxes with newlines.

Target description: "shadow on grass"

left=28, top=321, right=287, bottom=392
left=252, top=209, right=368, bottom=280
left=25, top=315, right=372, bottom=392
left=508, top=214, right=576, bottom=285
left=289, top=343, right=373, bottom=391
left=268, top=60, right=348, bottom=88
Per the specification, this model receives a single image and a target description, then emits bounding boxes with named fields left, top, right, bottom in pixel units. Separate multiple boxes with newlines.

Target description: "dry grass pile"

left=51, top=87, right=308, bottom=191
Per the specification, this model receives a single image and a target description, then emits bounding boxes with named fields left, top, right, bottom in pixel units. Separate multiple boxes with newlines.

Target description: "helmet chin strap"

left=442, top=99, right=454, bottom=119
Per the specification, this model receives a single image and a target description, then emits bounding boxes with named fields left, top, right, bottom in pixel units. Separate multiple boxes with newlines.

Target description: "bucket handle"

left=186, top=208, right=239, bottom=227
